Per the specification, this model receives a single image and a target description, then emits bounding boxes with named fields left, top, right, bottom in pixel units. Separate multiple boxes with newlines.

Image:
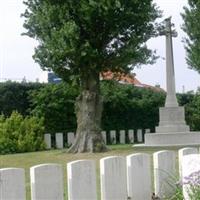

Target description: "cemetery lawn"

left=1, top=144, right=182, bottom=169
left=0, top=144, right=182, bottom=199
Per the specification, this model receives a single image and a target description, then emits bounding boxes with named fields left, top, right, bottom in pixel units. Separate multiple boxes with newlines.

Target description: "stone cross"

left=160, top=17, right=178, bottom=107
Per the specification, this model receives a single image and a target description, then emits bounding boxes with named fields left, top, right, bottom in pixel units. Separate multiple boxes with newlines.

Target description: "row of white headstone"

left=44, top=129, right=151, bottom=149
left=1, top=147, right=199, bottom=200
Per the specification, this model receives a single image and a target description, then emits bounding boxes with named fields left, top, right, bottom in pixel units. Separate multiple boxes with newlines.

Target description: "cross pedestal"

left=140, top=17, right=200, bottom=147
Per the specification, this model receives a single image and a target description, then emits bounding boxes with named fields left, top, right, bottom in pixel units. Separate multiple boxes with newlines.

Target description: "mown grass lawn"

left=0, top=144, right=186, bottom=199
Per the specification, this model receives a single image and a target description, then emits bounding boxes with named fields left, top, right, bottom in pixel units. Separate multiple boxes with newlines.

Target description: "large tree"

left=22, top=0, right=161, bottom=153
left=182, top=0, right=200, bottom=72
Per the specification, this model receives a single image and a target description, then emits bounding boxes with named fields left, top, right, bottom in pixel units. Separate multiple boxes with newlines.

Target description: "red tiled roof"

left=101, top=71, right=165, bottom=92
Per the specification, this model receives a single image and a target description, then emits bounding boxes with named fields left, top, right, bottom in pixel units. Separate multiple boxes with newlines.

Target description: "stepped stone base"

left=144, top=132, right=200, bottom=146
left=140, top=106, right=200, bottom=147
left=156, top=106, right=189, bottom=133
left=156, top=125, right=190, bottom=133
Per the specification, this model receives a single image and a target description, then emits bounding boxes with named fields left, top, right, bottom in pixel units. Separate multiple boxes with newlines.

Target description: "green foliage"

left=182, top=0, right=200, bottom=72
left=188, top=186, right=200, bottom=200
left=29, top=83, right=79, bottom=133
left=169, top=187, right=184, bottom=200
left=0, top=81, right=44, bottom=116
left=22, top=0, right=161, bottom=81
left=177, top=92, right=195, bottom=106
left=101, top=80, right=165, bottom=130
left=29, top=81, right=165, bottom=132
left=1, top=81, right=200, bottom=133
left=176, top=92, right=200, bottom=131
left=185, top=94, right=200, bottom=131
left=177, top=92, right=200, bottom=131
left=0, top=111, right=45, bottom=154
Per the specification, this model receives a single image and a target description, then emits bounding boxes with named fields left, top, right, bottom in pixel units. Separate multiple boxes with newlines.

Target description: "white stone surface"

left=56, top=132, right=63, bottom=149
left=128, top=129, right=134, bottom=143
left=145, top=132, right=200, bottom=146
left=137, top=129, right=143, bottom=142
left=110, top=130, right=116, bottom=144
left=67, top=132, right=75, bottom=146
left=101, top=131, right=107, bottom=144
left=182, top=154, right=200, bottom=200
left=119, top=130, right=125, bottom=144
left=164, top=18, right=178, bottom=108
left=100, top=156, right=127, bottom=200
left=178, top=147, right=198, bottom=179
left=153, top=150, right=176, bottom=199
left=44, top=133, right=51, bottom=149
left=156, top=107, right=189, bottom=133
left=0, top=168, right=26, bottom=200
left=30, top=164, right=63, bottom=200
left=127, top=153, right=152, bottom=200
left=67, top=160, right=97, bottom=200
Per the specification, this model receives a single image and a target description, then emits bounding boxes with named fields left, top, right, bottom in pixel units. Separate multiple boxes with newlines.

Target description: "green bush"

left=0, top=111, right=45, bottom=154
left=29, top=83, right=78, bottom=133
left=185, top=94, right=200, bottom=131
left=101, top=80, right=166, bottom=130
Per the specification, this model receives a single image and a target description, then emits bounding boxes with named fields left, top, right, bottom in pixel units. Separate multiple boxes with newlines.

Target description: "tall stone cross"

left=160, top=17, right=178, bottom=107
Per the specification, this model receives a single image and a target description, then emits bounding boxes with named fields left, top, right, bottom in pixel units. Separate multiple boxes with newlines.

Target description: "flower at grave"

left=182, top=170, right=200, bottom=199
left=183, top=170, right=200, bottom=186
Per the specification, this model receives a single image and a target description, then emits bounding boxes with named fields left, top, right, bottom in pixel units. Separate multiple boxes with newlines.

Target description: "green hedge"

left=29, top=82, right=78, bottom=133
left=0, top=81, right=44, bottom=116
left=28, top=81, right=166, bottom=133
left=0, top=112, right=45, bottom=154
left=185, top=94, right=200, bottom=131
left=0, top=81, right=199, bottom=135
left=101, top=80, right=165, bottom=131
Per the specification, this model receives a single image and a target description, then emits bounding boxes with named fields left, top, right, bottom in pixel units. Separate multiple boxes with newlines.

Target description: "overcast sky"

left=0, top=0, right=199, bottom=92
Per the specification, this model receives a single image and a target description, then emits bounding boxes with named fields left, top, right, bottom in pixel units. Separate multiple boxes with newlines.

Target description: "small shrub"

left=0, top=111, right=45, bottom=154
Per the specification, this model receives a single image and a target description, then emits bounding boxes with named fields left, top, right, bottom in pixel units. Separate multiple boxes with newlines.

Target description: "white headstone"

left=127, top=153, right=152, bottom=200
left=30, top=164, right=64, bottom=200
left=153, top=150, right=176, bottom=199
left=182, top=154, right=200, bottom=200
left=44, top=133, right=51, bottom=149
left=178, top=147, right=198, bottom=178
left=110, top=130, right=116, bottom=144
left=0, top=168, right=26, bottom=200
left=56, top=132, right=63, bottom=149
left=67, top=160, right=97, bottom=200
left=119, top=130, right=125, bottom=144
left=101, top=131, right=107, bottom=144
left=137, top=129, right=143, bottom=142
left=100, top=156, right=127, bottom=200
left=128, top=129, right=134, bottom=143
left=67, top=132, right=75, bottom=146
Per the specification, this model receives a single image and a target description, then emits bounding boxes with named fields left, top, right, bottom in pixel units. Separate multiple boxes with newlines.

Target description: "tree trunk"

left=68, top=72, right=108, bottom=153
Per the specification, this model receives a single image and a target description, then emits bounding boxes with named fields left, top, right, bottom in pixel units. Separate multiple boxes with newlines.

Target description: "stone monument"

left=144, top=17, right=200, bottom=146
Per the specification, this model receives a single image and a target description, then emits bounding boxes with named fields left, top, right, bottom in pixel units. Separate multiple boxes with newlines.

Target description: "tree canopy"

left=182, top=0, right=200, bottom=72
left=22, top=0, right=161, bottom=79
